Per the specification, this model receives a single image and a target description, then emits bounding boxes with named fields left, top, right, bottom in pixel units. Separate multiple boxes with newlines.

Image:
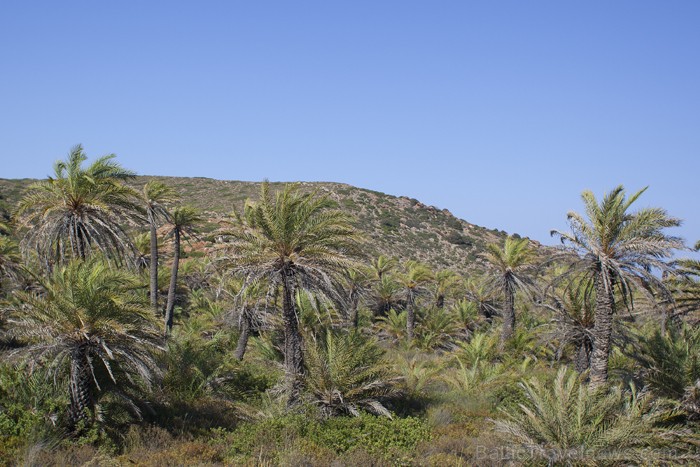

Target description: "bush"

left=224, top=413, right=430, bottom=463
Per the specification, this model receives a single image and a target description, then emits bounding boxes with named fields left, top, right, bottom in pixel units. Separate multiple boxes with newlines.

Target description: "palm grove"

left=0, top=146, right=698, bottom=465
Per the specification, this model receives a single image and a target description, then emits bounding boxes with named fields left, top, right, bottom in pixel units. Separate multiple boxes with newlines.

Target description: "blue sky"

left=1, top=1, right=699, bottom=249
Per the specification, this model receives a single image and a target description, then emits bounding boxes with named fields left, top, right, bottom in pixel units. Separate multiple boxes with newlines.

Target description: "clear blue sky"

left=2, top=1, right=699, bottom=249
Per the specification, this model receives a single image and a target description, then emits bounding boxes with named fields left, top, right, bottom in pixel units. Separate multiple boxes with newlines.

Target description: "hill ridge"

left=0, top=176, right=540, bottom=273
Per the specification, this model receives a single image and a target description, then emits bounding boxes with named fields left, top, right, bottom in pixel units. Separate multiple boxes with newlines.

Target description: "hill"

left=0, top=176, right=540, bottom=273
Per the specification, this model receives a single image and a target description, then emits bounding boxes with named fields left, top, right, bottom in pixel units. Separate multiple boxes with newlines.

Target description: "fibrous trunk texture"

left=500, top=280, right=515, bottom=346
left=149, top=212, right=159, bottom=315
left=590, top=269, right=615, bottom=388
left=574, top=338, right=593, bottom=373
left=406, top=295, right=415, bottom=341
left=234, top=309, right=251, bottom=361
left=164, top=228, right=180, bottom=335
left=282, top=264, right=304, bottom=405
left=69, top=345, right=93, bottom=432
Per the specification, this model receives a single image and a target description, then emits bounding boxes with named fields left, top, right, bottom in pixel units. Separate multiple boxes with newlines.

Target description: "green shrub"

left=225, top=413, right=430, bottom=463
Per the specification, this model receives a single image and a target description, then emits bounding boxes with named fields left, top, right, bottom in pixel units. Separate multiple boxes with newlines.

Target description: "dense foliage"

left=0, top=148, right=698, bottom=465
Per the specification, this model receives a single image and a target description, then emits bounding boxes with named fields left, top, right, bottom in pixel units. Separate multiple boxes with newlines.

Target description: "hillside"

left=0, top=176, right=538, bottom=273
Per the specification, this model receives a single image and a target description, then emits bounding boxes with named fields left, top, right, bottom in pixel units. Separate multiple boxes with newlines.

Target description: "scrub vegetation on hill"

left=0, top=146, right=699, bottom=465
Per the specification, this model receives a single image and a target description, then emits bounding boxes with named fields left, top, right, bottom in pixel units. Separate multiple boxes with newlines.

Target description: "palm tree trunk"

left=590, top=271, right=615, bottom=388
left=149, top=212, right=159, bottom=315
left=406, top=295, right=415, bottom=341
left=350, top=302, right=359, bottom=330
left=350, top=292, right=360, bottom=329
left=574, top=339, right=592, bottom=373
left=164, top=228, right=180, bottom=335
left=69, top=345, right=93, bottom=432
left=500, top=282, right=515, bottom=346
left=435, top=294, right=445, bottom=309
left=281, top=264, right=304, bottom=405
left=234, top=309, right=251, bottom=361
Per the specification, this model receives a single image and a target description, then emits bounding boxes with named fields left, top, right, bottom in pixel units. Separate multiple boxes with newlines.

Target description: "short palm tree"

left=0, top=234, right=23, bottom=294
left=164, top=206, right=201, bottom=335
left=6, top=258, right=162, bottom=431
left=141, top=180, right=179, bottom=314
left=551, top=186, right=683, bottom=387
left=415, top=306, right=461, bottom=351
left=672, top=257, right=700, bottom=324
left=432, top=269, right=462, bottom=309
left=222, top=182, right=362, bottom=404
left=14, top=145, right=141, bottom=268
left=342, top=267, right=372, bottom=329
left=369, top=255, right=397, bottom=281
left=482, top=235, right=537, bottom=346
left=233, top=279, right=268, bottom=361
left=396, top=261, right=433, bottom=342
left=543, top=274, right=597, bottom=373
left=463, top=276, right=499, bottom=322
left=304, top=330, right=400, bottom=417
left=631, top=325, right=700, bottom=403
left=493, top=367, right=687, bottom=465
left=370, top=274, right=402, bottom=317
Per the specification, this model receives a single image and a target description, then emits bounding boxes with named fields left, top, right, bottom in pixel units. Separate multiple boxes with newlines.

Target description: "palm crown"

left=15, top=145, right=141, bottom=267
left=7, top=257, right=162, bottom=429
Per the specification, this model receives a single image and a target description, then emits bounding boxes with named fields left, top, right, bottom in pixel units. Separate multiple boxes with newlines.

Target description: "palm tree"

left=482, top=235, right=536, bottom=346
left=0, top=234, right=23, bottom=295
left=14, top=145, right=142, bottom=268
left=543, top=274, right=596, bottom=373
left=343, top=267, right=372, bottom=329
left=141, top=180, right=179, bottom=315
left=432, top=269, right=462, bottom=309
left=463, top=276, right=499, bottom=323
left=369, top=255, right=397, bottom=281
left=233, top=279, right=268, bottom=361
left=222, top=182, right=362, bottom=404
left=396, top=261, right=433, bottom=342
left=6, top=258, right=162, bottom=431
left=493, top=367, right=688, bottom=464
left=672, top=257, right=700, bottom=324
left=551, top=186, right=683, bottom=388
left=369, top=274, right=402, bottom=317
left=164, top=206, right=201, bottom=335
left=304, top=330, right=400, bottom=417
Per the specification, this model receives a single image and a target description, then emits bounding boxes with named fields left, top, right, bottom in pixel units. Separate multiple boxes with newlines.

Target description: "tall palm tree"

left=222, top=182, right=362, bottom=404
left=14, top=145, right=142, bottom=268
left=164, top=206, right=201, bottom=335
left=6, top=258, right=162, bottom=431
left=141, top=180, right=179, bottom=315
left=551, top=186, right=683, bottom=388
left=396, top=260, right=433, bottom=341
left=482, top=235, right=536, bottom=346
